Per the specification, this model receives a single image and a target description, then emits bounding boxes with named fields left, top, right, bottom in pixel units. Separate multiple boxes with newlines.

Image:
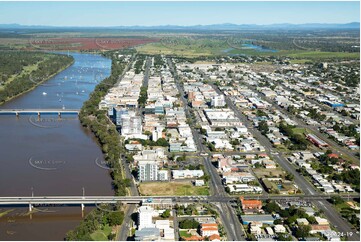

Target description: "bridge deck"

left=0, top=194, right=358, bottom=206
left=0, top=109, right=80, bottom=116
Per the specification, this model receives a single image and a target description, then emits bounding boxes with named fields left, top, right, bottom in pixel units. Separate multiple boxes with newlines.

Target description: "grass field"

left=137, top=37, right=360, bottom=60
left=179, top=230, right=192, bottom=238
left=90, top=225, right=112, bottom=241
left=292, top=127, right=307, bottom=135
left=136, top=42, right=225, bottom=57
left=138, top=181, right=210, bottom=196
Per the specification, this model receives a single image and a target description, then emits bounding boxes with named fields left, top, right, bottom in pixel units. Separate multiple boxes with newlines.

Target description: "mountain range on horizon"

left=0, top=22, right=359, bottom=30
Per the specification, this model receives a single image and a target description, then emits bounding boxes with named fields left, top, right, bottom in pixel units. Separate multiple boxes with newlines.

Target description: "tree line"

left=79, top=50, right=133, bottom=197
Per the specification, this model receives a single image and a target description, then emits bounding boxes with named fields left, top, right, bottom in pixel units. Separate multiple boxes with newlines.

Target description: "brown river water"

left=0, top=52, right=113, bottom=240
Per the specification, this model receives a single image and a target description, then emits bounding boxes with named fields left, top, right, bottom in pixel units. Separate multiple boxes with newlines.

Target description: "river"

left=0, top=52, right=113, bottom=240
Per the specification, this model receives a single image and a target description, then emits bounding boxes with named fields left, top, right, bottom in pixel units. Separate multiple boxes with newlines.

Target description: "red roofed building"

left=240, top=196, right=263, bottom=211
left=182, top=235, right=203, bottom=241
left=201, top=223, right=219, bottom=237
left=310, top=224, right=331, bottom=234
left=209, top=234, right=221, bottom=241
left=327, top=153, right=339, bottom=159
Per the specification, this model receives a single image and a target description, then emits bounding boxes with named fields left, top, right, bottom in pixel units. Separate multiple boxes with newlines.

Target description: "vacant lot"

left=253, top=167, right=285, bottom=178
left=139, top=181, right=209, bottom=196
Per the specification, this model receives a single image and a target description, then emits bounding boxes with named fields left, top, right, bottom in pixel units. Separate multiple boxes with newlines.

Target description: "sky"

left=0, top=1, right=359, bottom=27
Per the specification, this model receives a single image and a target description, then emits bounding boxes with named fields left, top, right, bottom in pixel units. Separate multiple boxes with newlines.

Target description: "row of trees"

left=138, top=86, right=148, bottom=107
left=0, top=52, right=74, bottom=103
left=125, top=137, right=169, bottom=147
left=134, top=55, right=146, bottom=74
left=79, top=51, right=132, bottom=197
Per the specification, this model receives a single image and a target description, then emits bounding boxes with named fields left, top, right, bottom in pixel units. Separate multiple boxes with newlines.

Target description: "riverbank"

left=0, top=54, right=74, bottom=105
left=65, top=51, right=134, bottom=240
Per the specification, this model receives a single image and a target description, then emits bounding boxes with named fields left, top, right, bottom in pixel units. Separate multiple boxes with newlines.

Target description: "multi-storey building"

left=138, top=160, right=159, bottom=181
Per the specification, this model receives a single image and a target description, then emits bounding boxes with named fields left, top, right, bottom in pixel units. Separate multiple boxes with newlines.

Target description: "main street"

left=168, top=58, right=246, bottom=241
left=210, top=82, right=360, bottom=241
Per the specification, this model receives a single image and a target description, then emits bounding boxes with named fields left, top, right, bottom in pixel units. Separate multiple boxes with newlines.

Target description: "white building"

left=195, top=180, right=205, bottom=186
left=274, top=225, right=286, bottom=233
left=172, top=170, right=204, bottom=179
left=138, top=160, right=159, bottom=182
left=211, top=95, right=226, bottom=107
left=138, top=206, right=156, bottom=230
left=121, top=111, right=142, bottom=136
left=158, top=170, right=169, bottom=181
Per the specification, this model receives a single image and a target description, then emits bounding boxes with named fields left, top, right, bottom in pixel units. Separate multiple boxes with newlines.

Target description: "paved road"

left=172, top=208, right=179, bottom=241
left=117, top=204, right=136, bottom=241
left=116, top=53, right=136, bottom=85
left=116, top=55, right=145, bottom=241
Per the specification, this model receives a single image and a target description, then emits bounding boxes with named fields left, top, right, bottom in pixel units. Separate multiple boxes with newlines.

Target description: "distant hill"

left=0, top=22, right=359, bottom=30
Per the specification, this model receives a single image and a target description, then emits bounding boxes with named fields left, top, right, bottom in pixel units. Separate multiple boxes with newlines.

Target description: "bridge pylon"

left=81, top=203, right=85, bottom=217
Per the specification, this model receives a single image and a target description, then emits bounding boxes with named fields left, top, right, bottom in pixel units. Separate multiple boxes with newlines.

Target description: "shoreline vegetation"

left=0, top=52, right=74, bottom=105
left=66, top=49, right=135, bottom=240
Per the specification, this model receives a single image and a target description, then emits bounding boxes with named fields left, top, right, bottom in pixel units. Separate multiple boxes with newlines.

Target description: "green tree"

left=107, top=211, right=125, bottom=226
left=179, top=219, right=200, bottom=229
left=263, top=201, right=281, bottom=214
left=161, top=209, right=171, bottom=218
left=329, top=195, right=345, bottom=205
left=258, top=120, right=269, bottom=135
left=294, top=225, right=311, bottom=239
left=277, top=233, right=291, bottom=241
